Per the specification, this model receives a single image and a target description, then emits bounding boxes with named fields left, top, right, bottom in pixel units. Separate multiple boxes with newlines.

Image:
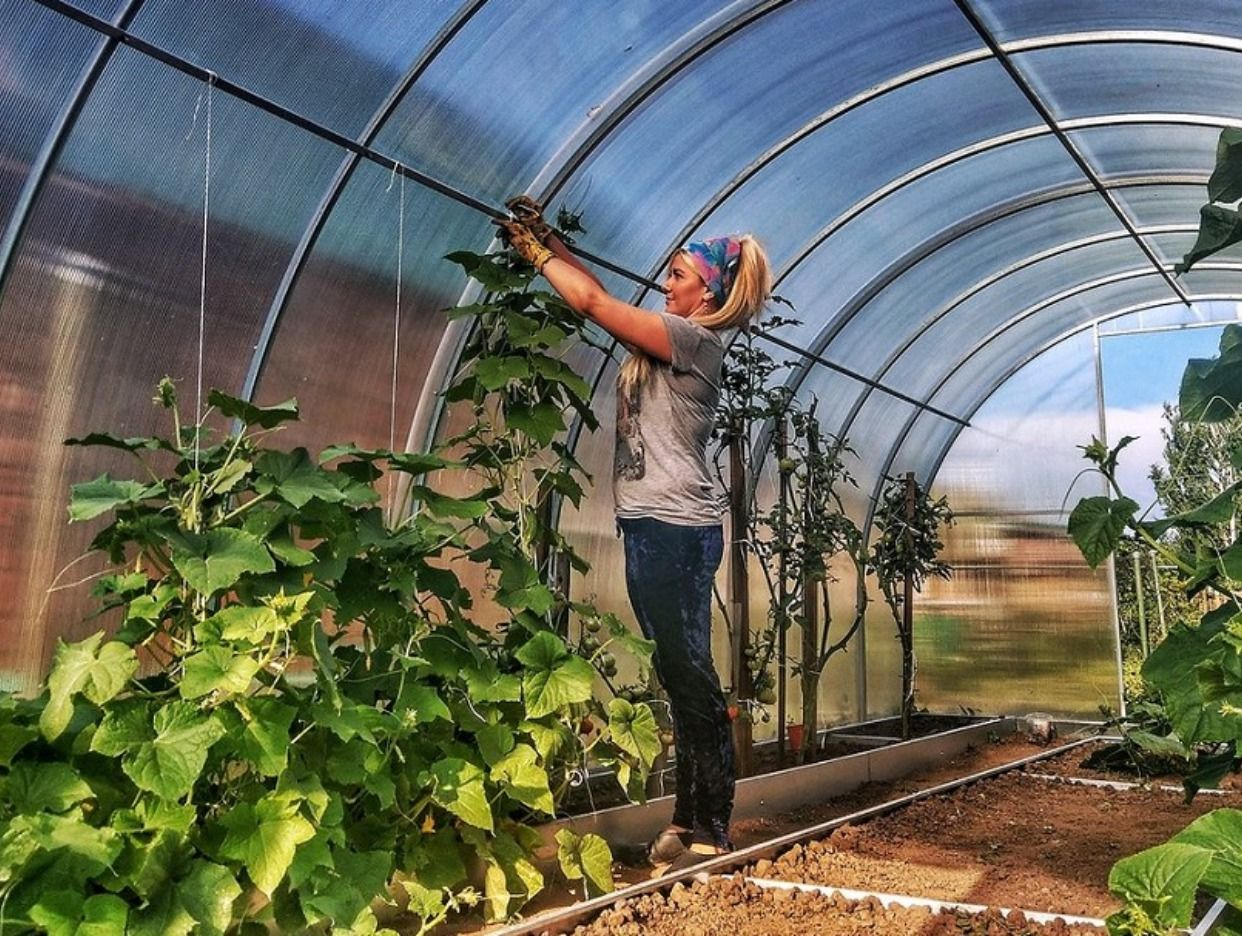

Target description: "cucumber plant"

left=0, top=248, right=657, bottom=934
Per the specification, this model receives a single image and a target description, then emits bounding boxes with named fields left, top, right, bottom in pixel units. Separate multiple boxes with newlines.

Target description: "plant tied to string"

left=0, top=237, right=657, bottom=933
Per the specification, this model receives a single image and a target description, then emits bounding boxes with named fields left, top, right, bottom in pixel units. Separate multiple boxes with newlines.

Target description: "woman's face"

left=664, top=253, right=715, bottom=318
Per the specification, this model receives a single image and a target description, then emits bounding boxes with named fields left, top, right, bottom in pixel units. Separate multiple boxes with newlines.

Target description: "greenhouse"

left=3, top=0, right=1242, bottom=933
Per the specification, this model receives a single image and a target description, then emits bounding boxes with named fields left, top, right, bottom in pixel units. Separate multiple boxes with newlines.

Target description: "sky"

left=1100, top=324, right=1230, bottom=515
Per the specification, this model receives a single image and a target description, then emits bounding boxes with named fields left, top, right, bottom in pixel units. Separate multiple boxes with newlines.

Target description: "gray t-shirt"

left=613, top=314, right=732, bottom=526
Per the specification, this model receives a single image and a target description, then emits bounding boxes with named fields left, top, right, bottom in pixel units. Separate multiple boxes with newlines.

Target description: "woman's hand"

left=504, top=195, right=554, bottom=244
left=494, top=218, right=553, bottom=271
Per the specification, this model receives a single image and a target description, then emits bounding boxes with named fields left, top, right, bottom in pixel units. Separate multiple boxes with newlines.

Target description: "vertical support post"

left=776, top=417, right=789, bottom=765
left=800, top=570, right=818, bottom=765
left=1149, top=551, right=1166, bottom=645
left=728, top=427, right=753, bottom=777
left=1132, top=551, right=1149, bottom=659
left=901, top=471, right=916, bottom=741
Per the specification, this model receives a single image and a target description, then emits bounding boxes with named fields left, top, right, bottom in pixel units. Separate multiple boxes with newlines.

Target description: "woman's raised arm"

left=499, top=219, right=673, bottom=363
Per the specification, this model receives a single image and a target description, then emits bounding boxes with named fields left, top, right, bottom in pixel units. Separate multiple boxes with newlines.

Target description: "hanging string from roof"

left=386, top=161, right=405, bottom=519
left=190, top=73, right=216, bottom=476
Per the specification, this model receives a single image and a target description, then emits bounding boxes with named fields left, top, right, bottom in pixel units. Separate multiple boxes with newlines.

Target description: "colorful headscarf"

left=683, top=236, right=742, bottom=306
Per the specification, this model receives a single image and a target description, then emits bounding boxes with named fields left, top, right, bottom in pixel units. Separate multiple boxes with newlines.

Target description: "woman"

left=496, top=198, right=771, bottom=871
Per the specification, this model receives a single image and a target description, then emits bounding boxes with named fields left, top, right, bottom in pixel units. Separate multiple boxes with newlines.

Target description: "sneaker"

left=613, top=827, right=692, bottom=869
left=658, top=841, right=733, bottom=875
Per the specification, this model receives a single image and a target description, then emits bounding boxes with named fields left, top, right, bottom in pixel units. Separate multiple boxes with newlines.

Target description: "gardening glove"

left=494, top=218, right=554, bottom=272
left=505, top=194, right=554, bottom=243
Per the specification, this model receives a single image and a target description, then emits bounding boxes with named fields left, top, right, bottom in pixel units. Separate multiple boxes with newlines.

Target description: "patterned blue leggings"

left=618, top=517, right=735, bottom=849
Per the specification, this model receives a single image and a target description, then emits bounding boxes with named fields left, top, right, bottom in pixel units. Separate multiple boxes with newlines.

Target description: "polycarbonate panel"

left=824, top=206, right=1138, bottom=378
left=1009, top=43, right=1242, bottom=126
left=671, top=57, right=1037, bottom=274
left=0, top=45, right=343, bottom=687
left=1098, top=298, right=1242, bottom=335
left=130, top=0, right=462, bottom=138
left=925, top=276, right=1180, bottom=429
left=772, top=135, right=1083, bottom=365
left=373, top=0, right=730, bottom=209
left=974, top=0, right=1242, bottom=42
left=62, top=0, right=126, bottom=17
left=1113, top=184, right=1219, bottom=231
left=253, top=164, right=489, bottom=464
left=556, top=0, right=982, bottom=280
left=909, top=330, right=1118, bottom=717
left=0, top=1, right=106, bottom=235
left=1181, top=265, right=1242, bottom=299
left=1070, top=123, right=1224, bottom=181
left=879, top=243, right=1156, bottom=397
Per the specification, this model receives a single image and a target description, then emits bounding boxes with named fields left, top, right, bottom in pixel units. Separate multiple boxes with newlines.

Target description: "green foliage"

left=0, top=247, right=657, bottom=931
left=872, top=473, right=954, bottom=740
left=1178, top=129, right=1242, bottom=274
left=1069, top=326, right=1242, bottom=929
left=554, top=829, right=613, bottom=897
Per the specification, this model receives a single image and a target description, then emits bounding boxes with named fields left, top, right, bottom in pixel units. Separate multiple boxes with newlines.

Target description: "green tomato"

left=756, top=688, right=777, bottom=705
left=584, top=617, right=602, bottom=634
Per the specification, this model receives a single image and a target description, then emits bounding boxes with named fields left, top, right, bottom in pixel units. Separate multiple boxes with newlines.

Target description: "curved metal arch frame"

left=863, top=260, right=1242, bottom=544
left=923, top=294, right=1242, bottom=486
left=626, top=28, right=1242, bottom=309
left=240, top=0, right=490, bottom=399
left=0, top=0, right=147, bottom=302
left=764, top=112, right=1240, bottom=436
left=829, top=216, right=1203, bottom=447
left=409, top=0, right=791, bottom=459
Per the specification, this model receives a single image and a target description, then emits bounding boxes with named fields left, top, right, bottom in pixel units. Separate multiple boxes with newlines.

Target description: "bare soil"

left=757, top=769, right=1237, bottom=919
left=568, top=876, right=1103, bottom=936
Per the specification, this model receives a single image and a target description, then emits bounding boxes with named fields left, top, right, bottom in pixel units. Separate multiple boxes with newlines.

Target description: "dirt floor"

left=567, top=876, right=1104, bottom=936
left=437, top=732, right=1240, bottom=934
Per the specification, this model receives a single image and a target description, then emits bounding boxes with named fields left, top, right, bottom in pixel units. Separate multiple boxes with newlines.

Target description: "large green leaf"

left=117, top=703, right=226, bottom=800
left=218, top=792, right=316, bottom=895
left=254, top=449, right=347, bottom=508
left=1179, top=323, right=1242, bottom=421
left=506, top=400, right=565, bottom=446
left=428, top=758, right=492, bottom=832
left=444, top=251, right=530, bottom=292
left=1143, top=608, right=1235, bottom=742
left=30, top=892, right=129, bottom=936
left=1108, top=841, right=1213, bottom=929
left=14, top=812, right=122, bottom=869
left=1178, top=205, right=1242, bottom=276
left=67, top=475, right=164, bottom=521
left=490, top=744, right=554, bottom=816
left=227, top=697, right=296, bottom=777
left=394, top=684, right=452, bottom=726
left=1068, top=496, right=1138, bottom=568
left=1170, top=809, right=1242, bottom=905
left=474, top=355, right=530, bottom=390
left=170, top=528, right=276, bottom=595
left=207, top=389, right=299, bottom=429
left=41, top=632, right=138, bottom=740
left=555, top=829, right=614, bottom=897
left=607, top=698, right=661, bottom=765
left=1209, top=128, right=1242, bottom=203
left=127, top=886, right=195, bottom=936
left=209, top=605, right=281, bottom=643
left=5, top=762, right=94, bottom=814
left=516, top=632, right=594, bottom=718
left=177, top=859, right=241, bottom=936
left=180, top=646, right=261, bottom=699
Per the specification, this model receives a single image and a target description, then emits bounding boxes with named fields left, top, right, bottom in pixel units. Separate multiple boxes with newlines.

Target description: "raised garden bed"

left=474, top=730, right=1236, bottom=935
left=752, top=768, right=1236, bottom=921
left=565, top=875, right=1104, bottom=935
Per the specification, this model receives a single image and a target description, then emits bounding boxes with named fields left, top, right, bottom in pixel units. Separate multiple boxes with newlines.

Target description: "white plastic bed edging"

left=1024, top=772, right=1232, bottom=796
left=739, top=876, right=1109, bottom=929
left=1188, top=898, right=1228, bottom=936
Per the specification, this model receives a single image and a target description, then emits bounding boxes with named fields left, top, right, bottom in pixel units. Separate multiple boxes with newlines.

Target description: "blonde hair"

left=618, top=234, right=772, bottom=399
